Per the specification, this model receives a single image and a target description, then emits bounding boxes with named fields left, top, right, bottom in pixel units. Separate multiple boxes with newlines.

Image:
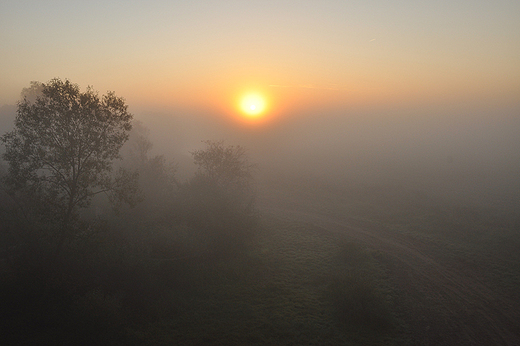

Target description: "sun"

left=240, top=93, right=266, bottom=117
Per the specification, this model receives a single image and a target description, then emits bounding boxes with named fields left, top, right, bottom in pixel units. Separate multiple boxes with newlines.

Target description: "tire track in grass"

left=258, top=192, right=520, bottom=345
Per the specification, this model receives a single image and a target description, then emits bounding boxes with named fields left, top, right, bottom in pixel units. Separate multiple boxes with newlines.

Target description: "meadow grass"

left=128, top=215, right=408, bottom=345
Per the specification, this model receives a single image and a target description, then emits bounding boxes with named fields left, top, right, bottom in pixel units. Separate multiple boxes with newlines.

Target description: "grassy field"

left=257, top=176, right=520, bottom=344
left=2, top=177, right=519, bottom=344
left=128, top=215, right=408, bottom=345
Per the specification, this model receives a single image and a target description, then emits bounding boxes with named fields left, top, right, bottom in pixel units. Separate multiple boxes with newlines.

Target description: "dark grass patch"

left=126, top=215, right=407, bottom=345
left=0, top=213, right=408, bottom=345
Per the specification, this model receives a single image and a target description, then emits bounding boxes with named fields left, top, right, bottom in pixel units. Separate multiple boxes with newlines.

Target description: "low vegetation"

left=0, top=211, right=407, bottom=345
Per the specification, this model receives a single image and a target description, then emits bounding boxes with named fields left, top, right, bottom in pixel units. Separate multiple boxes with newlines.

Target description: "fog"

left=3, top=97, right=519, bottom=211
left=2, top=95, right=520, bottom=344
left=4, top=98, right=518, bottom=206
left=129, top=102, right=520, bottom=211
left=2, top=0, right=519, bottom=341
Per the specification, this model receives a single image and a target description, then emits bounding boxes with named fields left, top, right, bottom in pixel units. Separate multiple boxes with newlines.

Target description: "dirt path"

left=257, top=189, right=520, bottom=345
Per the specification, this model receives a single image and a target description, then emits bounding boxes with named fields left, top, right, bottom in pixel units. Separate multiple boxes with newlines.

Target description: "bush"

left=178, top=141, right=258, bottom=258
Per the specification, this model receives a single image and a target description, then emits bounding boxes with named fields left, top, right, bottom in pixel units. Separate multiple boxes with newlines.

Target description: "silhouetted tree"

left=116, top=120, right=178, bottom=232
left=1, top=78, right=138, bottom=256
left=182, top=140, right=257, bottom=256
left=191, top=140, right=255, bottom=191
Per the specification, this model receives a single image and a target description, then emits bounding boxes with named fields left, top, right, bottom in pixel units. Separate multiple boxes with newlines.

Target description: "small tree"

left=192, top=140, right=255, bottom=190
left=118, top=120, right=178, bottom=226
left=183, top=140, right=257, bottom=256
left=1, top=78, right=138, bottom=255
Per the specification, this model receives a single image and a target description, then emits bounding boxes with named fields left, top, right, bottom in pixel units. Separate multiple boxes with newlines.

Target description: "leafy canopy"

left=1, top=78, right=137, bottom=229
left=191, top=140, right=255, bottom=190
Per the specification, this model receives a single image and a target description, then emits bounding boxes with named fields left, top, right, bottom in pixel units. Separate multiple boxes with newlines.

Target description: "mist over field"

left=2, top=0, right=520, bottom=344
left=1, top=83, right=520, bottom=345
left=126, top=102, right=520, bottom=210
left=4, top=96, right=520, bottom=207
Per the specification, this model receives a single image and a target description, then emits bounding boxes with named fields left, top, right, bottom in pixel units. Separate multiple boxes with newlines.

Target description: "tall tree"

left=1, top=78, right=138, bottom=255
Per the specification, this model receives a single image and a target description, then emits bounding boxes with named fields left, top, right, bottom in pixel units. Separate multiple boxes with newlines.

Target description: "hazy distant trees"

left=192, top=140, right=254, bottom=186
left=119, top=120, right=177, bottom=223
left=0, top=78, right=138, bottom=256
left=190, top=140, right=256, bottom=215
left=19, top=81, right=45, bottom=104
left=181, top=140, right=257, bottom=256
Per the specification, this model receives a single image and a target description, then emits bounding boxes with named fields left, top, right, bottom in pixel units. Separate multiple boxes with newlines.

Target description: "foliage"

left=191, top=140, right=255, bottom=190
left=190, top=140, right=256, bottom=211
left=121, top=120, right=177, bottom=212
left=180, top=141, right=257, bottom=256
left=0, top=78, right=138, bottom=255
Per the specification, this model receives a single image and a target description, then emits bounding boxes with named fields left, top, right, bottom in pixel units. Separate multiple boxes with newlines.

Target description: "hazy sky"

left=1, top=0, right=519, bottom=123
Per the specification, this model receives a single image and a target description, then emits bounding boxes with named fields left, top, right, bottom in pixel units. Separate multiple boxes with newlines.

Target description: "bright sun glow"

left=240, top=93, right=266, bottom=117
